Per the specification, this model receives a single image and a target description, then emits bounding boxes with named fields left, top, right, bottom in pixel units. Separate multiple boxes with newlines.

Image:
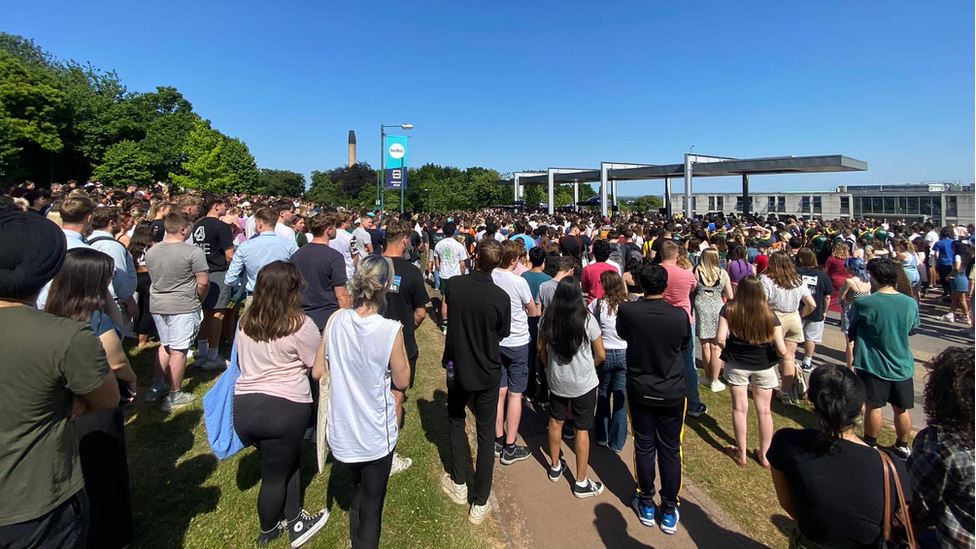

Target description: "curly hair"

left=923, top=347, right=974, bottom=448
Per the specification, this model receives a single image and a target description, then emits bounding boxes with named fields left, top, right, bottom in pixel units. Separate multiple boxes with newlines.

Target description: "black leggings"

left=343, top=451, right=394, bottom=549
left=234, top=393, right=311, bottom=531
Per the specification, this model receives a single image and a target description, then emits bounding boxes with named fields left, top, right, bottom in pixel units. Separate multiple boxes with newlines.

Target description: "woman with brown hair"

left=716, top=275, right=786, bottom=467
left=233, top=261, right=327, bottom=547
left=694, top=249, right=733, bottom=392
left=46, top=249, right=137, bottom=549
left=760, top=252, right=817, bottom=405
left=588, top=270, right=629, bottom=453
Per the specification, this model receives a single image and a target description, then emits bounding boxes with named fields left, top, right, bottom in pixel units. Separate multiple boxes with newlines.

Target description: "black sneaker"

left=288, top=509, right=329, bottom=548
left=572, top=478, right=605, bottom=499
left=891, top=445, right=911, bottom=461
left=686, top=403, right=708, bottom=418
left=500, top=444, right=531, bottom=465
left=548, top=458, right=567, bottom=483
left=562, top=425, right=575, bottom=440
left=255, top=522, right=284, bottom=546
left=494, top=441, right=503, bottom=457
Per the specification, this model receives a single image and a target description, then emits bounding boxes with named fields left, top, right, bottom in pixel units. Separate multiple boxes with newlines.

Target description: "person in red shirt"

left=581, top=240, right=618, bottom=304
left=659, top=241, right=707, bottom=418
left=754, top=241, right=770, bottom=274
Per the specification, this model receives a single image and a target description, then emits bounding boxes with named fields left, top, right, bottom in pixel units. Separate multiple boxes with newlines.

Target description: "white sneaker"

left=161, top=390, right=197, bottom=412
left=940, top=313, right=955, bottom=323
left=709, top=380, right=727, bottom=393
left=389, top=453, right=412, bottom=476
left=440, top=473, right=468, bottom=505
left=697, top=374, right=711, bottom=387
left=468, top=501, right=491, bottom=525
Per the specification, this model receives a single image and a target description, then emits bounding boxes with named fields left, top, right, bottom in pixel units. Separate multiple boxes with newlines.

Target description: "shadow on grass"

left=770, top=514, right=796, bottom=538
left=593, top=500, right=771, bottom=549
left=417, top=389, right=455, bottom=472
left=685, top=413, right=736, bottom=453
left=126, top=409, right=220, bottom=549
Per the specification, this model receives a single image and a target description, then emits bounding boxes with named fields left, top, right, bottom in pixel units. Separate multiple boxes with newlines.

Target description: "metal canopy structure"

left=497, top=154, right=867, bottom=216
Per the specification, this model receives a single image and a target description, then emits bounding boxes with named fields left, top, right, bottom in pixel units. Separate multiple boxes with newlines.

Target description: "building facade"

left=672, top=182, right=974, bottom=226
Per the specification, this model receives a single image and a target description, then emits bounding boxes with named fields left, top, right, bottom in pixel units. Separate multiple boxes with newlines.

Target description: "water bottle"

left=445, top=360, right=456, bottom=390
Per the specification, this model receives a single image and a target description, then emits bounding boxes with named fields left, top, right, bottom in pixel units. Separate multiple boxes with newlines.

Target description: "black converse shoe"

left=572, top=478, right=605, bottom=499
left=288, top=509, right=329, bottom=548
left=255, top=521, right=284, bottom=546
left=548, top=458, right=567, bottom=483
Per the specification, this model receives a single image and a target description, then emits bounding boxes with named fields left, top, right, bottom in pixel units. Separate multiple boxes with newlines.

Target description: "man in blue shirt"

left=88, top=207, right=138, bottom=330
left=36, top=195, right=96, bottom=310
left=226, top=207, right=298, bottom=307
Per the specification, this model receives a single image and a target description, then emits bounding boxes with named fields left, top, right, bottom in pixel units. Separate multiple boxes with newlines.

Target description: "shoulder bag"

left=877, top=449, right=917, bottom=549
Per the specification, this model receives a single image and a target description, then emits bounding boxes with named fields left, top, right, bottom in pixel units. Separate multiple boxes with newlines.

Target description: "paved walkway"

left=491, top=402, right=765, bottom=549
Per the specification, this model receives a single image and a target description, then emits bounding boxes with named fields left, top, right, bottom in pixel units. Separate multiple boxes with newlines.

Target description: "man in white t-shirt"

left=329, top=212, right=358, bottom=279
left=491, top=241, right=538, bottom=465
left=273, top=199, right=296, bottom=241
left=434, top=222, right=468, bottom=331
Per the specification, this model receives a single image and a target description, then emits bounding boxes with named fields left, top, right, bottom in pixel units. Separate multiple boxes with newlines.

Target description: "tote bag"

left=203, top=339, right=247, bottom=459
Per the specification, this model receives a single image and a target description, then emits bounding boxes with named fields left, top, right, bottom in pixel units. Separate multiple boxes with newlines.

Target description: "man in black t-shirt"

left=796, top=247, right=834, bottom=373
left=150, top=202, right=176, bottom=242
left=291, top=213, right=350, bottom=330
left=190, top=196, right=235, bottom=368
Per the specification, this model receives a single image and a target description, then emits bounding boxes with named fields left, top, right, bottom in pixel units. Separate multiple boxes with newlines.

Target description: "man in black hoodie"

left=616, top=263, right=690, bottom=536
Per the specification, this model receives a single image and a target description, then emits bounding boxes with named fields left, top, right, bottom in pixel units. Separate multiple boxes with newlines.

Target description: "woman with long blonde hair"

left=760, top=252, right=816, bottom=405
left=716, top=275, right=786, bottom=467
left=693, top=249, right=733, bottom=392
left=824, top=241, right=851, bottom=295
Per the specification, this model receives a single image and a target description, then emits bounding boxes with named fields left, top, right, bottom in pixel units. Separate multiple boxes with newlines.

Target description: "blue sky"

left=5, top=0, right=974, bottom=195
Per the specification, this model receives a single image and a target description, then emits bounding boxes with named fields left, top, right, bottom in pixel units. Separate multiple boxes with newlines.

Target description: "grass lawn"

left=681, top=374, right=902, bottom=549
left=122, top=319, right=506, bottom=549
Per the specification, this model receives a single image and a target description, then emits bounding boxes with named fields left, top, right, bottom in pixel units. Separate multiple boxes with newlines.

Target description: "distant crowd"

left=0, top=178, right=973, bottom=549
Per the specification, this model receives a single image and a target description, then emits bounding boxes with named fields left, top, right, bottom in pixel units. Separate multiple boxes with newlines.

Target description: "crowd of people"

left=0, top=179, right=973, bottom=549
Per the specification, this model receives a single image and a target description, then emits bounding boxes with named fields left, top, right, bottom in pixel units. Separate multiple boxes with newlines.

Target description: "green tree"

left=92, top=140, right=153, bottom=187
left=257, top=168, right=305, bottom=197
left=0, top=50, right=65, bottom=155
left=220, top=136, right=258, bottom=193
left=626, top=195, right=664, bottom=214
left=169, top=120, right=231, bottom=191
left=307, top=170, right=338, bottom=205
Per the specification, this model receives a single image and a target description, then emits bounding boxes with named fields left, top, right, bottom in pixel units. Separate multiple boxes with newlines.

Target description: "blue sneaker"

left=631, top=492, right=656, bottom=528
left=660, top=507, right=679, bottom=535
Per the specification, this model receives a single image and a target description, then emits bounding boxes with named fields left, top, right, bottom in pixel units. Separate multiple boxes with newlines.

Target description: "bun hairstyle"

left=808, top=365, right=866, bottom=452
left=349, top=254, right=394, bottom=312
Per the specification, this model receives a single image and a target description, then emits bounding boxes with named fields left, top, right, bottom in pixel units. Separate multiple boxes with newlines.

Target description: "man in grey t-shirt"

left=353, top=215, right=374, bottom=257
left=145, top=213, right=210, bottom=411
left=538, top=256, right=578, bottom=311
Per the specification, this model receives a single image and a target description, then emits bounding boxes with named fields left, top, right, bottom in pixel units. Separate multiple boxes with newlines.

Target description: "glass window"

left=908, top=196, right=919, bottom=214
left=801, top=196, right=810, bottom=212
left=708, top=196, right=714, bottom=211
left=717, top=196, right=724, bottom=211
left=946, top=196, right=958, bottom=217
left=693, top=196, right=697, bottom=209
left=896, top=197, right=907, bottom=214
left=777, top=197, right=786, bottom=212
left=768, top=197, right=776, bottom=211
left=920, top=197, right=932, bottom=215
left=883, top=197, right=895, bottom=213
left=933, top=198, right=942, bottom=217
left=861, top=196, right=872, bottom=213
left=872, top=197, right=883, bottom=213
left=841, top=196, right=850, bottom=214
left=813, top=196, right=822, bottom=214
left=735, top=197, right=743, bottom=211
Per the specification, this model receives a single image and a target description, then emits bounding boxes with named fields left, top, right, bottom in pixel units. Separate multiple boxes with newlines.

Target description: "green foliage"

left=169, top=120, right=231, bottom=191
left=257, top=168, right=305, bottom=197
left=0, top=50, right=65, bottom=156
left=624, top=194, right=664, bottom=214
left=306, top=170, right=338, bottom=205
left=93, top=140, right=153, bottom=187
left=307, top=162, right=376, bottom=207
left=220, top=136, right=259, bottom=193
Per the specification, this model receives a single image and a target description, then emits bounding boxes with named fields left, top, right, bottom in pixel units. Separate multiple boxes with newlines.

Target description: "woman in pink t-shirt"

left=233, top=261, right=328, bottom=547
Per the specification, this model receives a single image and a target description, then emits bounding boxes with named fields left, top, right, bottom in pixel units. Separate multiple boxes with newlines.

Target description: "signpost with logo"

left=384, top=135, right=408, bottom=191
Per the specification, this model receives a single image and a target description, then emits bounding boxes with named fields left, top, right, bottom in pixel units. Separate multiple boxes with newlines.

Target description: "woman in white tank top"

left=314, top=255, right=410, bottom=549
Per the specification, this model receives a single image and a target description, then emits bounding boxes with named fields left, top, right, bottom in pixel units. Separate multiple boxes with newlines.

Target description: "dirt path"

left=490, top=403, right=767, bottom=549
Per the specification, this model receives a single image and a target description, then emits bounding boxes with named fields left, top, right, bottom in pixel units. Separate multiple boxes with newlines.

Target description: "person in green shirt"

left=849, top=257, right=920, bottom=460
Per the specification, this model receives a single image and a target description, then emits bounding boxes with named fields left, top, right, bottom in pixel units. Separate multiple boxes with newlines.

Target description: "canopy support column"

left=573, top=181, right=579, bottom=211
left=547, top=169, right=555, bottom=214
left=684, top=154, right=693, bottom=218
left=741, top=173, right=750, bottom=218
left=664, top=177, right=672, bottom=217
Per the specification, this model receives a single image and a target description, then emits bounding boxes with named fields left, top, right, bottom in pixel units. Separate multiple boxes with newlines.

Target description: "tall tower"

left=348, top=130, right=357, bottom=167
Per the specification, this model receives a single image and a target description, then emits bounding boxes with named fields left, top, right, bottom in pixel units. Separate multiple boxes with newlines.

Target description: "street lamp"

left=379, top=123, right=413, bottom=213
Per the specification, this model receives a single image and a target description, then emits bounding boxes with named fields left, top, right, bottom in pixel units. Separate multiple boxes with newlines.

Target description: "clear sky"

left=5, top=0, right=974, bottom=196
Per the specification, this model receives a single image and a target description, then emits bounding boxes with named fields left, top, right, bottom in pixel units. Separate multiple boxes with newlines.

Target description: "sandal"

left=725, top=446, right=747, bottom=467
left=752, top=448, right=771, bottom=469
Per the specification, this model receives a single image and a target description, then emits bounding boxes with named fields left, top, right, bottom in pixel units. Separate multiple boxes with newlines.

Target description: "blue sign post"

left=384, top=135, right=408, bottom=190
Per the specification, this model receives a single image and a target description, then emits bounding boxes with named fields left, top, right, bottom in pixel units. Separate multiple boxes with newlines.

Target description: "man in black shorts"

left=190, top=195, right=235, bottom=369
left=382, top=220, right=429, bottom=475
